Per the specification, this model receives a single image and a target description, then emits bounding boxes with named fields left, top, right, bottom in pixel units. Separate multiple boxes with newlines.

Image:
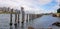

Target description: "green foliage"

left=57, top=8, right=60, bottom=13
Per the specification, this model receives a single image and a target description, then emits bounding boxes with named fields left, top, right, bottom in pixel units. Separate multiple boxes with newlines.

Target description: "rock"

left=52, top=22, right=60, bottom=27
left=28, top=26, right=34, bottom=29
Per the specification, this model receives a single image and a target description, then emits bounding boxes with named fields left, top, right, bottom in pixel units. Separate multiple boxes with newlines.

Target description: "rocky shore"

left=52, top=13, right=60, bottom=17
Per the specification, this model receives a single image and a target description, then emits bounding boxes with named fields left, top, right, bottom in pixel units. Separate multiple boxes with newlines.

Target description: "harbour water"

left=0, top=14, right=60, bottom=29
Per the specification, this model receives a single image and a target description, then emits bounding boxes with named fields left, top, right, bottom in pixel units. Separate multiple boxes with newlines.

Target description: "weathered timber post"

left=21, top=7, right=25, bottom=25
left=10, top=9, right=13, bottom=25
left=26, top=14, right=29, bottom=22
left=31, top=14, right=33, bottom=21
left=18, top=11, right=20, bottom=23
left=31, top=14, right=33, bottom=20
left=14, top=10, right=18, bottom=25
left=28, top=14, right=29, bottom=23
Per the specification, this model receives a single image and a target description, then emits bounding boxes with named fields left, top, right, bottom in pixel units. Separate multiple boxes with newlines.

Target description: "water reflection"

left=10, top=25, right=13, bottom=29
left=15, top=25, right=18, bottom=29
left=14, top=23, right=20, bottom=29
left=17, top=23, right=20, bottom=27
left=0, top=14, right=60, bottom=29
left=21, top=22, right=24, bottom=29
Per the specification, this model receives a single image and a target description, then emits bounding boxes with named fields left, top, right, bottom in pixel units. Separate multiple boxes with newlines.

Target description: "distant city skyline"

left=0, top=0, right=60, bottom=14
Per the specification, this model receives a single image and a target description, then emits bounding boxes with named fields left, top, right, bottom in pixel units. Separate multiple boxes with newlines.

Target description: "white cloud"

left=55, top=0, right=60, bottom=3
left=0, top=0, right=18, bottom=8
left=37, top=0, right=52, bottom=5
left=0, top=0, right=59, bottom=14
left=0, top=0, right=52, bottom=8
left=50, top=4, right=59, bottom=13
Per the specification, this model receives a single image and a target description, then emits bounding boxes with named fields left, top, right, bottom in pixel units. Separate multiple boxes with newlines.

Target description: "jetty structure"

left=0, top=7, right=43, bottom=26
left=20, top=7, right=43, bottom=25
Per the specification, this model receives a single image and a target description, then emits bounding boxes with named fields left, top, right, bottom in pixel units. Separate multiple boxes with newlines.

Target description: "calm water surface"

left=0, top=14, right=60, bottom=29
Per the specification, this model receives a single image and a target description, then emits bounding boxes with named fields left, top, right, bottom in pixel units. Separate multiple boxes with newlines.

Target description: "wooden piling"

left=18, top=14, right=20, bottom=23
left=18, top=11, right=20, bottom=23
left=14, top=12, right=17, bottom=25
left=31, top=14, right=33, bottom=20
left=26, top=14, right=28, bottom=21
left=10, top=9, right=13, bottom=25
left=14, top=10, right=20, bottom=25
left=26, top=14, right=29, bottom=22
left=21, top=7, right=25, bottom=25
left=27, top=14, right=29, bottom=22
left=28, top=26, right=34, bottom=29
left=10, top=13, right=12, bottom=25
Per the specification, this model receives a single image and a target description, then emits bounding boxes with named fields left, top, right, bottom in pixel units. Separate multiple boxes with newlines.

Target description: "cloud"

left=37, top=0, right=52, bottom=5
left=49, top=4, right=59, bottom=13
left=55, top=0, right=60, bottom=3
left=0, top=0, right=52, bottom=8
left=0, top=0, right=19, bottom=8
left=0, top=0, right=59, bottom=14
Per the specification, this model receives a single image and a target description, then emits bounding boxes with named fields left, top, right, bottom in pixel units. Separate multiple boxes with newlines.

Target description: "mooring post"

left=28, top=14, right=29, bottom=23
left=21, top=7, right=25, bottom=25
left=31, top=14, right=33, bottom=20
left=18, top=11, right=20, bottom=23
left=10, top=9, right=13, bottom=25
left=26, top=14, right=28, bottom=22
left=31, top=14, right=32, bottom=21
left=14, top=10, right=17, bottom=25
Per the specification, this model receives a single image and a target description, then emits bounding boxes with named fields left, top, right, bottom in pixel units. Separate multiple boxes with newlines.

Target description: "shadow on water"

left=10, top=25, right=13, bottom=29
left=15, top=25, right=18, bottom=29
left=9, top=21, right=25, bottom=29
left=21, top=22, right=24, bottom=29
left=10, top=23, right=20, bottom=29
left=14, top=23, right=20, bottom=29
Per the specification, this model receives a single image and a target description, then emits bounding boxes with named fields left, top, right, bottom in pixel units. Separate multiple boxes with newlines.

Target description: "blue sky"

left=42, top=0, right=57, bottom=10
left=0, top=0, right=60, bottom=14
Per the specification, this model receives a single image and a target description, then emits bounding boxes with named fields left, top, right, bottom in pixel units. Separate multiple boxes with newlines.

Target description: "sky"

left=0, top=0, right=60, bottom=14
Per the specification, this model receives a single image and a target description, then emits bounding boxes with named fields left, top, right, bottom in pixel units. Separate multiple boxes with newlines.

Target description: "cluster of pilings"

left=9, top=7, right=43, bottom=26
left=29, top=14, right=42, bottom=19
left=9, top=7, right=23, bottom=26
left=25, top=14, right=43, bottom=23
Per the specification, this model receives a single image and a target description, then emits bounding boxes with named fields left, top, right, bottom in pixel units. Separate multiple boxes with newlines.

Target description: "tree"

left=57, top=8, right=60, bottom=13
